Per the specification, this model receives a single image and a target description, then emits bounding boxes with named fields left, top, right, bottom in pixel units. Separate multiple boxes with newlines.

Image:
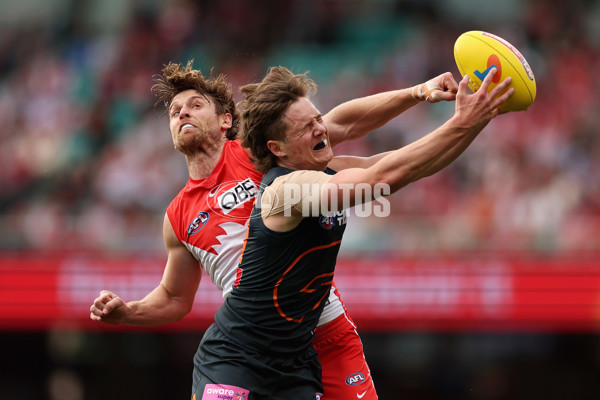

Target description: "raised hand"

left=454, top=68, right=514, bottom=128
left=412, top=72, right=459, bottom=103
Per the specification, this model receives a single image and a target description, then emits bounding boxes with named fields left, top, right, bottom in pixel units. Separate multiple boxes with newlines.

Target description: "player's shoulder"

left=168, top=183, right=188, bottom=207
left=226, top=139, right=249, bottom=159
left=225, top=139, right=260, bottom=172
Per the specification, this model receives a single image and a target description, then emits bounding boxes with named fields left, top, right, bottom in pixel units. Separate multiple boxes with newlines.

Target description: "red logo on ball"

left=487, top=54, right=502, bottom=83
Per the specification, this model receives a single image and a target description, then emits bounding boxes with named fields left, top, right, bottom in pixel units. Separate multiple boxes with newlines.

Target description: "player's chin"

left=314, top=153, right=333, bottom=170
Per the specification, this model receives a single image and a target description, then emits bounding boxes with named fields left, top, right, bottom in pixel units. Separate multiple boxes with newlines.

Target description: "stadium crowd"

left=0, top=0, right=599, bottom=255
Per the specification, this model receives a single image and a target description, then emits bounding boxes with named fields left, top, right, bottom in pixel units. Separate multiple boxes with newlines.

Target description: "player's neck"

left=186, top=143, right=226, bottom=179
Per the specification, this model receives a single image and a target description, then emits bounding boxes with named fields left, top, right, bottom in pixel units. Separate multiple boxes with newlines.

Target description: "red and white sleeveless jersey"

left=167, top=140, right=263, bottom=298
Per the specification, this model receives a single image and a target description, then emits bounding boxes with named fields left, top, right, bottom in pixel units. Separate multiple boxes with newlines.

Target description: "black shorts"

left=192, top=324, right=323, bottom=400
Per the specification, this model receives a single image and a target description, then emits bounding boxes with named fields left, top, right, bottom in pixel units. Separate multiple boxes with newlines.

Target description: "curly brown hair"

left=238, top=67, right=317, bottom=173
left=152, top=60, right=239, bottom=140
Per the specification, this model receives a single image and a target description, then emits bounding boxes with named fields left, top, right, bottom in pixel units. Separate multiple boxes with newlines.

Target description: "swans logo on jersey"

left=345, top=372, right=365, bottom=385
left=187, top=211, right=209, bottom=235
left=208, top=179, right=258, bottom=217
left=319, top=210, right=347, bottom=230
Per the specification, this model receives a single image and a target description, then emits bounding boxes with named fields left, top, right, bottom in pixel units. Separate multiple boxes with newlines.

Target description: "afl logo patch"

left=187, top=211, right=209, bottom=235
left=345, top=372, right=365, bottom=385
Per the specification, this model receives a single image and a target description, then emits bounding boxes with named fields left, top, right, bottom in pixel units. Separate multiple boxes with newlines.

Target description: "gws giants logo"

left=345, top=372, right=365, bottom=385
left=187, top=211, right=209, bottom=235
left=208, top=179, right=258, bottom=218
left=319, top=210, right=347, bottom=230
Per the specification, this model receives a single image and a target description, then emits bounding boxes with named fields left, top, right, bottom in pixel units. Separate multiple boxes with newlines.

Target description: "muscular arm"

left=329, top=127, right=482, bottom=178
left=324, top=88, right=417, bottom=147
left=90, top=213, right=201, bottom=326
left=324, top=72, right=458, bottom=147
left=327, top=73, right=513, bottom=202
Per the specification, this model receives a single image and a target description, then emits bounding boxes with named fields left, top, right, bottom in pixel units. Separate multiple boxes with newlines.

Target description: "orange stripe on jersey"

left=237, top=223, right=252, bottom=265
left=273, top=240, right=342, bottom=323
left=233, top=226, right=252, bottom=288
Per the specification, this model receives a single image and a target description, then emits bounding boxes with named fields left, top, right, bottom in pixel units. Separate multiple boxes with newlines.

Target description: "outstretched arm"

left=330, top=71, right=511, bottom=176
left=328, top=71, right=513, bottom=198
left=324, top=72, right=458, bottom=147
left=90, top=213, right=201, bottom=326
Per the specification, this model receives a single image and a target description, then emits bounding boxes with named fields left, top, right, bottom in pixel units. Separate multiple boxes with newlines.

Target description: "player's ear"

left=220, top=113, right=233, bottom=130
left=267, top=140, right=285, bottom=158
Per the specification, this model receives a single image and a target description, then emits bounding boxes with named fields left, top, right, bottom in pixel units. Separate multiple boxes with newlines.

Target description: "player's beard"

left=175, top=133, right=205, bottom=156
left=173, top=120, right=211, bottom=154
left=175, top=127, right=224, bottom=158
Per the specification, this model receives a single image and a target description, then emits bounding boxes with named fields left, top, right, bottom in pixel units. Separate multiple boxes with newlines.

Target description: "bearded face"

left=168, top=89, right=231, bottom=155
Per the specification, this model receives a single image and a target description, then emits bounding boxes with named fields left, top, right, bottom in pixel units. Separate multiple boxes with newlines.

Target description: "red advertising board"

left=1, top=252, right=599, bottom=332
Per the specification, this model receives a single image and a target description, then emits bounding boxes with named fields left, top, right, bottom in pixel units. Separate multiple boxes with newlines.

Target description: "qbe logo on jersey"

left=208, top=178, right=259, bottom=218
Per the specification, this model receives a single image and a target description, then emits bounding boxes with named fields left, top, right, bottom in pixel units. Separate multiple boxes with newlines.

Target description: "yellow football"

left=454, top=30, right=536, bottom=111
